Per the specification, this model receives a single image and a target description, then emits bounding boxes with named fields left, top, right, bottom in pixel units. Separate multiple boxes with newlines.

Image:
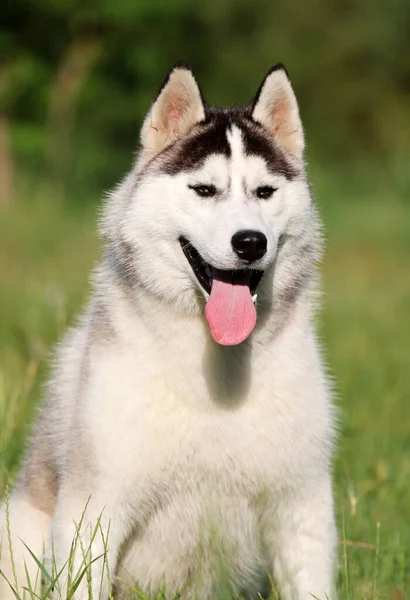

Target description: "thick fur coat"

left=0, top=63, right=337, bottom=600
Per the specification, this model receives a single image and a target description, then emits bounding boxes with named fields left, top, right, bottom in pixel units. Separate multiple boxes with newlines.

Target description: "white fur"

left=0, top=66, right=337, bottom=600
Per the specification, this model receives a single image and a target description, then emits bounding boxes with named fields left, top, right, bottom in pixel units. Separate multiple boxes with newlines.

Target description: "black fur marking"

left=159, top=111, right=231, bottom=175
left=158, top=106, right=298, bottom=179
left=238, top=121, right=298, bottom=179
left=170, top=60, right=194, bottom=71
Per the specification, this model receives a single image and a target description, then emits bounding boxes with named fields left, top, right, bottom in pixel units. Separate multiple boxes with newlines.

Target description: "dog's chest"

left=93, top=378, right=300, bottom=505
left=87, top=344, right=317, bottom=510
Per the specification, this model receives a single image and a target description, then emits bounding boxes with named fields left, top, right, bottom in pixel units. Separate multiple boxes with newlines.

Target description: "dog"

left=0, top=63, right=337, bottom=599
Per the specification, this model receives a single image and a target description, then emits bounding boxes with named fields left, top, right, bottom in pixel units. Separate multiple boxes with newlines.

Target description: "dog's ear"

left=140, top=63, right=205, bottom=159
left=251, top=64, right=304, bottom=161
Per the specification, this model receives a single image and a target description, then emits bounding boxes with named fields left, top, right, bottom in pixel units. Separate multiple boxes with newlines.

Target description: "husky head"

left=103, top=63, right=319, bottom=347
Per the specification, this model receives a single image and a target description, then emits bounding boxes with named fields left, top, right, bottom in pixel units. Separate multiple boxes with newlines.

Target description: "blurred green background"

left=1, top=0, right=409, bottom=197
left=1, top=0, right=409, bottom=598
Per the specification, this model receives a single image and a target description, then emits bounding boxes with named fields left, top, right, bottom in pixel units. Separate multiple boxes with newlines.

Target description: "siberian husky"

left=0, top=63, right=337, bottom=599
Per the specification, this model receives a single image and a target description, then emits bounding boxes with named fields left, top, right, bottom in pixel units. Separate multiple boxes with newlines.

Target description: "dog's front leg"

left=265, top=476, right=338, bottom=600
left=50, top=488, right=128, bottom=600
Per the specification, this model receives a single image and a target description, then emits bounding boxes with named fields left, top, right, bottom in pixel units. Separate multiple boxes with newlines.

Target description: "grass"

left=0, top=165, right=409, bottom=598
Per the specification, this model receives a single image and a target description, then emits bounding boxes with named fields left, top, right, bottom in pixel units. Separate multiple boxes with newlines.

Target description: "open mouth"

left=179, top=236, right=264, bottom=347
left=179, top=237, right=264, bottom=296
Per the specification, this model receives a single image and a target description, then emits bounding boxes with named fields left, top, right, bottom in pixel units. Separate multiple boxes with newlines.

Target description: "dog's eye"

left=256, top=186, right=276, bottom=199
left=189, top=184, right=217, bottom=198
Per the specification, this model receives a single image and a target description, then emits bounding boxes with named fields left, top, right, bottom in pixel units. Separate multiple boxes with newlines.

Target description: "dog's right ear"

left=140, top=63, right=205, bottom=160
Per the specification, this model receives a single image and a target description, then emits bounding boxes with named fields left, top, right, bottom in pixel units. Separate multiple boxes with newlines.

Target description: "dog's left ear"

left=251, top=64, right=304, bottom=161
left=140, top=63, right=205, bottom=160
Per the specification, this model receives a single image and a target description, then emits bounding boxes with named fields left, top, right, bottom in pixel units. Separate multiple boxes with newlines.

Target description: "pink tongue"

left=205, top=274, right=257, bottom=346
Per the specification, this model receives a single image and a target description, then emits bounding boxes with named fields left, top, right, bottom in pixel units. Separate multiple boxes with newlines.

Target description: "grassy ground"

left=0, top=167, right=409, bottom=598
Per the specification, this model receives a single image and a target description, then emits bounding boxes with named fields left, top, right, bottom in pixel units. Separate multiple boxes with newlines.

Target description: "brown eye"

left=256, top=186, right=276, bottom=199
left=189, top=184, right=217, bottom=198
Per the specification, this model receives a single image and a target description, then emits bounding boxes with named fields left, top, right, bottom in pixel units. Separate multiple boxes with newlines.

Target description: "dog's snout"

left=231, top=230, right=267, bottom=263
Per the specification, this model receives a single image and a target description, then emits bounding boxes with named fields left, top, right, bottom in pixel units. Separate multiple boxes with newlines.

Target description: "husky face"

left=113, top=64, right=315, bottom=345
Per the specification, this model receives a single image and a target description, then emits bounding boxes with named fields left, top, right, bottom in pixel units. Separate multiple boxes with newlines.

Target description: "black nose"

left=231, top=230, right=267, bottom=263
